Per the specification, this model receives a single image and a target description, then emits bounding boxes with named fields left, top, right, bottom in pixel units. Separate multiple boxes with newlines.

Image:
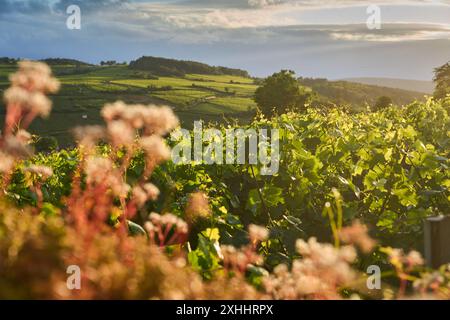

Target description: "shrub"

left=254, top=70, right=313, bottom=116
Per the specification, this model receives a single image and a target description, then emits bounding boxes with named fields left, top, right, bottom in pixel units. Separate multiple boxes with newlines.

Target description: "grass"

left=0, top=65, right=16, bottom=85
left=185, top=73, right=255, bottom=84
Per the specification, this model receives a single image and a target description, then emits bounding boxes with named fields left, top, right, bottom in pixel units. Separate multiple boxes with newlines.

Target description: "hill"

left=342, top=77, right=434, bottom=94
left=299, top=77, right=426, bottom=110
left=0, top=63, right=257, bottom=146
left=0, top=58, right=428, bottom=146
left=39, top=58, right=92, bottom=66
left=129, top=56, right=249, bottom=78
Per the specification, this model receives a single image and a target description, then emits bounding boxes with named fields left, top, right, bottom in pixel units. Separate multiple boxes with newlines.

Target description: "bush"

left=374, top=96, right=393, bottom=111
left=254, top=70, right=313, bottom=116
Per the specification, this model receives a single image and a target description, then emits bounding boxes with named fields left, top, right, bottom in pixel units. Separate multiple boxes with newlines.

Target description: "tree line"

left=129, top=56, right=249, bottom=78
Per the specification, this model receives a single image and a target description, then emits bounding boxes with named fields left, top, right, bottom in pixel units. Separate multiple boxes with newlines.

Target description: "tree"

left=254, top=70, right=312, bottom=116
left=433, top=62, right=450, bottom=100
left=374, top=96, right=392, bottom=111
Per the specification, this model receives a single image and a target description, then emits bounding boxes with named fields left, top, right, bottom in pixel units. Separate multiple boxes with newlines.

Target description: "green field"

left=0, top=64, right=258, bottom=146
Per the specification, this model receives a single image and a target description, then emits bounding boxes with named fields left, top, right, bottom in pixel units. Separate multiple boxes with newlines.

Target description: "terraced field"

left=0, top=64, right=257, bottom=146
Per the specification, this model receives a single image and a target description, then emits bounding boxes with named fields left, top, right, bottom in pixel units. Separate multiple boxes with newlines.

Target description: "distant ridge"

left=129, top=56, right=249, bottom=78
left=298, top=77, right=426, bottom=110
left=40, top=58, right=92, bottom=66
left=342, top=77, right=434, bottom=94
left=0, top=57, right=92, bottom=66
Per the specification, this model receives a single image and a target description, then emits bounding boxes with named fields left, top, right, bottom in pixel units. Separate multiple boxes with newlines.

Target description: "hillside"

left=342, top=77, right=434, bottom=94
left=299, top=77, right=426, bottom=110
left=0, top=59, right=429, bottom=146
left=39, top=58, right=92, bottom=66
left=129, top=56, right=249, bottom=78
left=0, top=63, right=257, bottom=146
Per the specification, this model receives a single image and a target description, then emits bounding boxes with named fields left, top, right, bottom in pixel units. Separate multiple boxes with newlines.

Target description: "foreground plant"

left=0, top=61, right=59, bottom=190
left=67, top=102, right=178, bottom=236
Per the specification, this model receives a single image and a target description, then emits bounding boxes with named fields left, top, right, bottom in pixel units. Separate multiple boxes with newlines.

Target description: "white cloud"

left=327, top=23, right=450, bottom=42
left=2, top=0, right=450, bottom=45
left=182, top=0, right=450, bottom=9
left=247, top=0, right=284, bottom=8
left=1, top=0, right=449, bottom=79
left=124, top=0, right=450, bottom=30
left=331, top=28, right=450, bottom=42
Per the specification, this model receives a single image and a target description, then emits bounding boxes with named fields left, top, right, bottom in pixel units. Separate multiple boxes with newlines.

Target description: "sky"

left=0, top=0, right=449, bottom=80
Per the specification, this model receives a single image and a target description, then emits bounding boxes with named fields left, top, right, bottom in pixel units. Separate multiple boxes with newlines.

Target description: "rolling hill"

left=129, top=56, right=249, bottom=78
left=342, top=77, right=434, bottom=94
left=0, top=57, right=429, bottom=147
left=299, top=77, right=426, bottom=111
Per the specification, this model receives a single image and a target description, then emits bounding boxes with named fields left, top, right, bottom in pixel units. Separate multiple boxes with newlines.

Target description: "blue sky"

left=0, top=0, right=449, bottom=80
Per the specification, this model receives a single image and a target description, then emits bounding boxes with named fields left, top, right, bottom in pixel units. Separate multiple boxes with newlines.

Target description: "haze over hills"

left=299, top=78, right=426, bottom=110
left=342, top=78, right=435, bottom=95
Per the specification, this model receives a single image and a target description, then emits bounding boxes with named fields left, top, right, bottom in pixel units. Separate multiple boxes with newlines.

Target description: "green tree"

left=433, top=62, right=450, bottom=100
left=374, top=96, right=392, bottom=111
left=254, top=70, right=312, bottom=116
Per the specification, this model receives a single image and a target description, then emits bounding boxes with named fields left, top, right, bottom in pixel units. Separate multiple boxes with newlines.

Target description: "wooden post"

left=424, top=216, right=450, bottom=268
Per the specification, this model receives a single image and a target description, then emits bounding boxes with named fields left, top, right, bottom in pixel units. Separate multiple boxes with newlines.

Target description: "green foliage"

left=254, top=70, right=313, bottom=116
left=127, top=220, right=147, bottom=237
left=8, top=98, right=448, bottom=266
left=374, top=96, right=393, bottom=111
left=40, top=58, right=91, bottom=66
left=162, top=98, right=449, bottom=258
left=434, top=62, right=450, bottom=100
left=0, top=57, right=18, bottom=64
left=188, top=228, right=223, bottom=279
left=4, top=59, right=446, bottom=298
left=7, top=149, right=79, bottom=207
left=3, top=85, right=449, bottom=275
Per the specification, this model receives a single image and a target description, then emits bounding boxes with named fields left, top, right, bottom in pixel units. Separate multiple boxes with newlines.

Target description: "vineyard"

left=0, top=61, right=449, bottom=300
left=0, top=61, right=425, bottom=147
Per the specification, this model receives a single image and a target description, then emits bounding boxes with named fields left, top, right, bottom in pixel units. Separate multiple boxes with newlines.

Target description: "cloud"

left=122, top=0, right=450, bottom=31
left=0, top=0, right=130, bottom=16
left=330, top=24, right=450, bottom=42
left=160, top=8, right=294, bottom=29
left=52, top=0, right=129, bottom=13
left=1, top=0, right=449, bottom=80
left=2, top=0, right=449, bottom=16
left=0, top=0, right=51, bottom=15
left=74, top=5, right=450, bottom=45
left=180, top=0, right=450, bottom=9
left=249, top=23, right=450, bottom=44
left=2, top=0, right=449, bottom=44
left=247, top=0, right=284, bottom=8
